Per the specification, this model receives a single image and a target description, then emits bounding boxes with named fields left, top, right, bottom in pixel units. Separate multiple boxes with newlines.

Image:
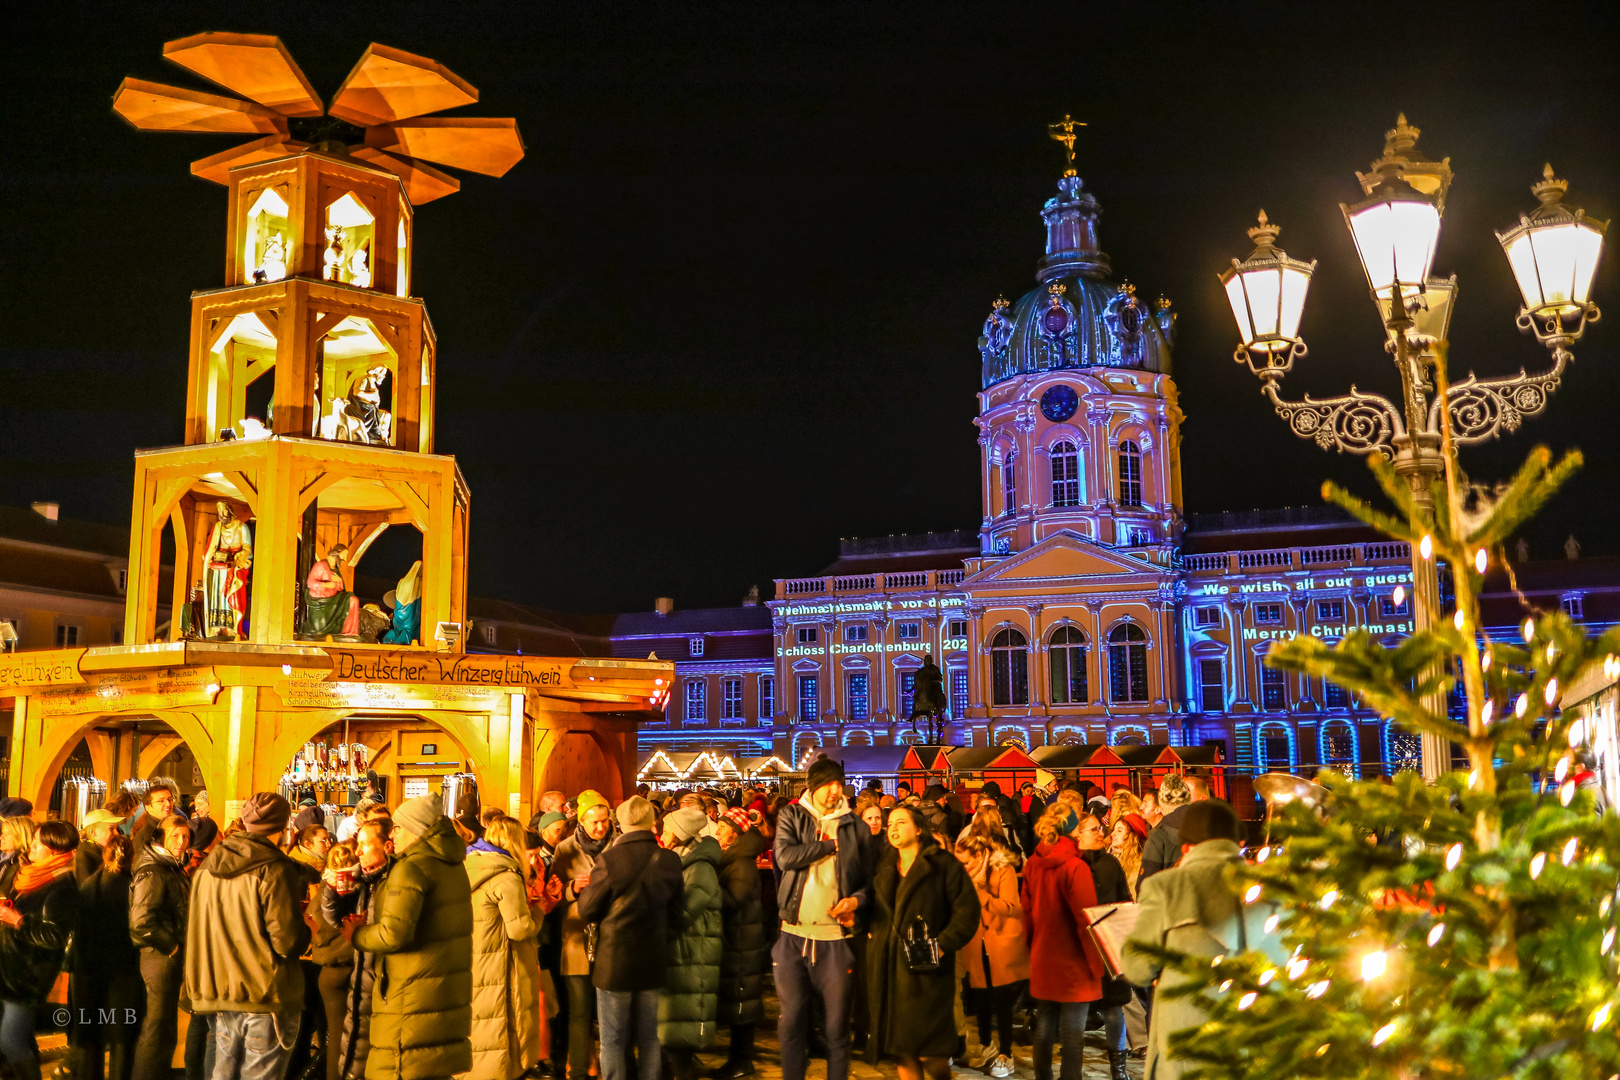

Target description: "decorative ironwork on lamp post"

left=1219, top=115, right=1607, bottom=781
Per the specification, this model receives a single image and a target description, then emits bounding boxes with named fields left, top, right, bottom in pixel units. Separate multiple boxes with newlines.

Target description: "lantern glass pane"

left=1241, top=267, right=1282, bottom=340
left=1504, top=233, right=1542, bottom=309
left=1279, top=266, right=1311, bottom=341
left=1349, top=199, right=1440, bottom=298
left=1224, top=274, right=1255, bottom=346
left=1528, top=222, right=1604, bottom=311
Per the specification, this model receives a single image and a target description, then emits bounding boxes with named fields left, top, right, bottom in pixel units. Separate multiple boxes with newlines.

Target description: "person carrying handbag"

left=952, top=835, right=1029, bottom=1078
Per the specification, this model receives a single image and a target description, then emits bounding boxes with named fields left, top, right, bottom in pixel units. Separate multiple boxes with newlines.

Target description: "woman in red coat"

left=1020, top=803, right=1105, bottom=1080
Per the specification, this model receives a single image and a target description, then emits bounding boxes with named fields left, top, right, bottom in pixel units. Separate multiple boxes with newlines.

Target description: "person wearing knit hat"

left=350, top=789, right=475, bottom=1078
left=772, top=755, right=869, bottom=1080
left=615, top=795, right=656, bottom=834
left=658, top=804, right=724, bottom=1077
left=576, top=789, right=609, bottom=817
left=1140, top=772, right=1208, bottom=883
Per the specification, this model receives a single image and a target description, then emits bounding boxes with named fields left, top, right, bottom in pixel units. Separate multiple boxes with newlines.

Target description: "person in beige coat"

left=460, top=816, right=542, bottom=1080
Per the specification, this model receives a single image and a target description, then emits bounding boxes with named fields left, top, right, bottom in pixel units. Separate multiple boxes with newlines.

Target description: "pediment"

left=962, top=532, right=1163, bottom=590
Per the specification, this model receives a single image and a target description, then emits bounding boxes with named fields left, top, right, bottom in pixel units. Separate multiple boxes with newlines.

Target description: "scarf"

left=468, top=838, right=512, bottom=860
left=574, top=821, right=612, bottom=861
left=14, top=849, right=74, bottom=895
left=797, top=791, right=851, bottom=840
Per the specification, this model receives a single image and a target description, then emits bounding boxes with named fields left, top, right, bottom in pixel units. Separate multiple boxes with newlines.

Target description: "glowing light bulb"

left=1445, top=843, right=1463, bottom=871
left=1244, top=884, right=1262, bottom=904
left=1258, top=969, right=1276, bottom=987
left=1420, top=535, right=1433, bottom=560
left=1392, top=585, right=1407, bottom=608
left=1372, top=1021, right=1397, bottom=1046
left=1238, top=992, right=1257, bottom=1010
left=1603, top=928, right=1615, bottom=956
left=1516, top=694, right=1530, bottom=719
left=1427, top=923, right=1446, bottom=947
left=1468, top=769, right=1481, bottom=789
left=1482, top=700, right=1494, bottom=726
left=1453, top=610, right=1466, bottom=630
left=281, top=664, right=292, bottom=676
left=1570, top=718, right=1587, bottom=748
left=1524, top=617, right=1536, bottom=642
left=1306, top=980, right=1330, bottom=999
left=1320, top=890, right=1338, bottom=911
left=1264, top=914, right=1280, bottom=935
left=1546, top=678, right=1560, bottom=706
left=1361, top=951, right=1387, bottom=981
left=1219, top=979, right=1233, bottom=993
left=206, top=683, right=220, bottom=696
left=1547, top=641, right=1558, bottom=662
left=1482, top=647, right=1493, bottom=671
left=1593, top=1003, right=1613, bottom=1032
left=1316, top=1044, right=1331, bottom=1057
left=1603, top=895, right=1613, bottom=917
left=1287, top=957, right=1308, bottom=980
left=1562, top=781, right=1577, bottom=807
left=1256, top=846, right=1271, bottom=863
left=1557, top=755, right=1572, bottom=783
left=1564, top=837, right=1580, bottom=865
left=1530, top=852, right=1547, bottom=879
left=1474, top=548, right=1488, bottom=573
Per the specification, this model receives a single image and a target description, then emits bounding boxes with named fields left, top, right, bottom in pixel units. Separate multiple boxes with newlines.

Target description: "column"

left=1025, top=605, right=1045, bottom=710
left=822, top=619, right=836, bottom=724
left=1228, top=599, right=1252, bottom=711
left=1290, top=596, right=1316, bottom=710
left=873, top=615, right=890, bottom=717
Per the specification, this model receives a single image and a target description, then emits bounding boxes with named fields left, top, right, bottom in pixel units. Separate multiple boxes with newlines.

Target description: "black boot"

left=1109, top=1048, right=1130, bottom=1080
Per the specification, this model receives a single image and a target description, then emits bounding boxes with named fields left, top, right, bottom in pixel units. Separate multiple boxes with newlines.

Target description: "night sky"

left=4, top=2, right=1618, bottom=614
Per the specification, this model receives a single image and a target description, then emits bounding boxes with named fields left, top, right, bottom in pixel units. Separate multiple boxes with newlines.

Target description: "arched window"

left=1002, top=453, right=1018, bottom=517
left=1048, top=625, right=1088, bottom=705
left=1107, top=622, right=1149, bottom=703
left=1117, top=440, right=1142, bottom=506
left=990, top=628, right=1029, bottom=706
left=1051, top=441, right=1080, bottom=507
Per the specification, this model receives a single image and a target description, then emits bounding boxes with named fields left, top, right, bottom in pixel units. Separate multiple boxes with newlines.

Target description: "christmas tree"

left=1145, top=363, right=1620, bottom=1078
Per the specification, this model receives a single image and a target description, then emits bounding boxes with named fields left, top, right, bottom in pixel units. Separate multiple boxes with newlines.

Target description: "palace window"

left=1378, top=595, right=1410, bottom=618
left=948, top=619, right=968, bottom=639
left=897, top=622, right=921, bottom=641
left=1260, top=666, right=1287, bottom=710
left=721, top=678, right=744, bottom=720
left=689, top=637, right=705, bottom=657
left=951, top=668, right=969, bottom=718
left=1324, top=680, right=1350, bottom=708
left=1049, top=626, right=1089, bottom=705
left=1194, top=606, right=1221, bottom=628
left=1198, top=659, right=1224, bottom=712
left=1317, top=598, right=1345, bottom=621
left=797, top=674, right=819, bottom=722
left=55, top=624, right=80, bottom=648
left=1562, top=594, right=1585, bottom=620
left=1258, top=728, right=1291, bottom=771
left=990, top=628, right=1030, bottom=706
left=899, top=670, right=917, bottom=715
left=1107, top=623, right=1149, bottom=703
left=685, top=680, right=707, bottom=722
left=759, top=676, right=775, bottom=722
left=1117, top=441, right=1143, bottom=506
left=847, top=673, right=869, bottom=721
left=1051, top=441, right=1081, bottom=507
left=1254, top=603, right=1283, bottom=625
left=1002, top=453, right=1018, bottom=517
left=844, top=624, right=868, bottom=643
left=1323, top=721, right=1356, bottom=768
left=797, top=626, right=819, bottom=645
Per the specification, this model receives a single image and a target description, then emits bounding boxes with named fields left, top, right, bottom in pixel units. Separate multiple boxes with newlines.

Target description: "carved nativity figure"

left=362, top=560, right=423, bottom=644
left=303, top=543, right=360, bottom=638
left=202, top=502, right=253, bottom=640
left=328, top=365, right=393, bottom=445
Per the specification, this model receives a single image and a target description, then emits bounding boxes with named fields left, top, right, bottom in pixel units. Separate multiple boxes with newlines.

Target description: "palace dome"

left=979, top=174, right=1175, bottom=388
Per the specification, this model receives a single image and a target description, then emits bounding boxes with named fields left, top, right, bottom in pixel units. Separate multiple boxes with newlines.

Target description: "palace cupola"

left=974, top=117, right=1184, bottom=558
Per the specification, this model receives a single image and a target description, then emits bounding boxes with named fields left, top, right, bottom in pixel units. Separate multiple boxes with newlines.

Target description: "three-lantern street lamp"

left=1220, top=115, right=1607, bottom=780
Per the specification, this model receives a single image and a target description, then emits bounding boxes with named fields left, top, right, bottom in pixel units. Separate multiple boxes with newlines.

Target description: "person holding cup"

left=322, top=817, right=394, bottom=1080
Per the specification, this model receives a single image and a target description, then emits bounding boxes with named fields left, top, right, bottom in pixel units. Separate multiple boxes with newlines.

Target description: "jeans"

left=134, top=950, right=184, bottom=1080
left=566, top=975, right=597, bottom=1080
left=595, top=987, right=660, bottom=1080
left=0, top=1000, right=39, bottom=1080
left=212, top=1010, right=299, bottom=1080
left=1033, top=999, right=1091, bottom=1080
left=773, top=933, right=853, bottom=1080
left=1099, top=1004, right=1126, bottom=1051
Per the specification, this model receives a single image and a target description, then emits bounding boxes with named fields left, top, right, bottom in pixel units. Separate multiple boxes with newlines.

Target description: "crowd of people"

left=0, top=760, right=1268, bottom=1080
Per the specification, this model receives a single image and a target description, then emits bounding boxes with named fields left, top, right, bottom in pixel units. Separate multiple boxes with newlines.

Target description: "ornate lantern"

left=1497, top=165, right=1607, bottom=341
left=1219, top=210, right=1316, bottom=375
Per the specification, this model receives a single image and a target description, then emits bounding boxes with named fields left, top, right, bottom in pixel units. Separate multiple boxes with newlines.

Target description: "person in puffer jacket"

left=129, top=815, right=191, bottom=1080
left=348, top=794, right=472, bottom=1080
left=323, top=818, right=394, bottom=1080
left=461, top=815, right=541, bottom=1080
left=659, top=807, right=723, bottom=1080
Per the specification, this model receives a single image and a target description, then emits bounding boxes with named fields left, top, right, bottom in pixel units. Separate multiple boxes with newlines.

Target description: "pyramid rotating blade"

left=113, top=78, right=287, bottom=134
left=351, top=148, right=461, bottom=205
left=329, top=43, right=478, bottom=127
left=163, top=32, right=323, bottom=117
left=191, top=135, right=309, bottom=185
left=364, top=117, right=524, bottom=177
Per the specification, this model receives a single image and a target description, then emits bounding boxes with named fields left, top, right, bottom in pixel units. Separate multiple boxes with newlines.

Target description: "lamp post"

left=1220, top=115, right=1607, bottom=781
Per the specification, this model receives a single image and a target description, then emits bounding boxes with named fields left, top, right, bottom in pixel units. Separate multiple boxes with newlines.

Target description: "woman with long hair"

left=0, top=817, right=37, bottom=894
left=865, top=804, right=980, bottom=1080
left=0, top=820, right=80, bottom=1080
left=1021, top=803, right=1106, bottom=1080
left=1107, top=789, right=1141, bottom=830
left=1073, top=814, right=1132, bottom=1080
left=465, top=814, right=542, bottom=1080
left=953, top=834, right=1029, bottom=1078
left=69, top=832, right=142, bottom=1080
left=962, top=803, right=1019, bottom=857
left=1108, top=815, right=1149, bottom=900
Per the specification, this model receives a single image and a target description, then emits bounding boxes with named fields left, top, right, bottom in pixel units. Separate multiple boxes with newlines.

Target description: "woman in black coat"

left=128, top=816, right=191, bottom=1080
left=0, top=820, right=81, bottom=1080
left=324, top=819, right=395, bottom=1080
left=714, top=816, right=767, bottom=1079
left=69, top=833, right=143, bottom=1080
left=865, top=804, right=980, bottom=1080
